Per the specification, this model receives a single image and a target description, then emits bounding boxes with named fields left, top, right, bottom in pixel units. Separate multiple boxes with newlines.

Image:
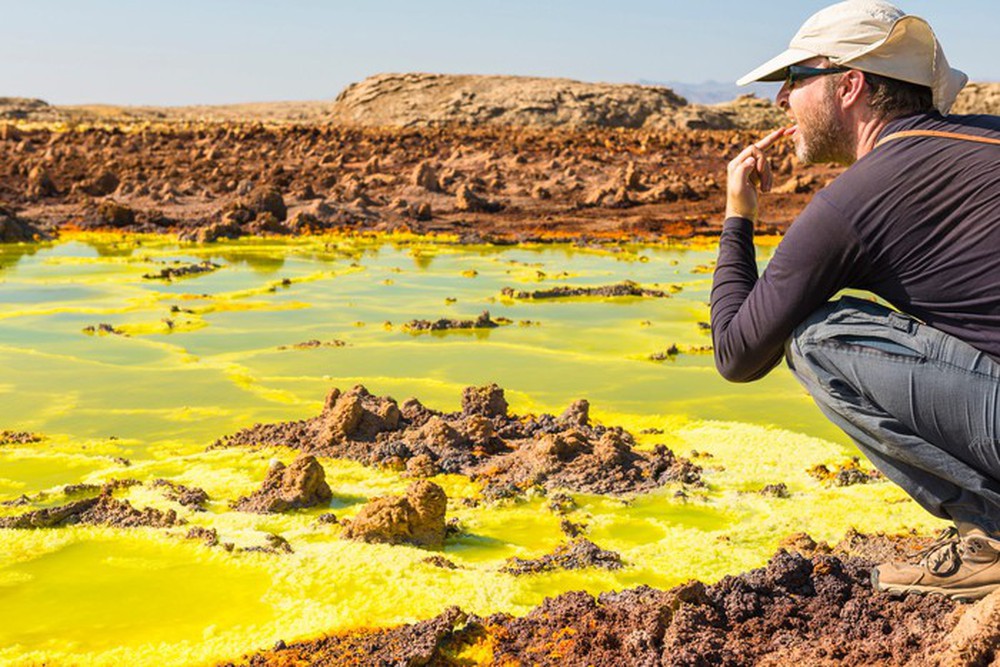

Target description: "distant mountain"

left=640, top=80, right=781, bottom=105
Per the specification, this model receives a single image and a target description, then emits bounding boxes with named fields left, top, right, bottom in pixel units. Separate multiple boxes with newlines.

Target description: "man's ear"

left=838, top=70, right=867, bottom=109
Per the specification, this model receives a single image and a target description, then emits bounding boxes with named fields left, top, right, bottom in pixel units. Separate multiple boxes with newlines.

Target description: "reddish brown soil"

left=222, top=530, right=1000, bottom=667
left=212, top=384, right=702, bottom=499
left=0, top=124, right=841, bottom=243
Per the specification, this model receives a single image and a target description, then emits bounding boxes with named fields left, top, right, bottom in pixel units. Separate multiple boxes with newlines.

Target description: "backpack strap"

left=875, top=129, right=1000, bottom=149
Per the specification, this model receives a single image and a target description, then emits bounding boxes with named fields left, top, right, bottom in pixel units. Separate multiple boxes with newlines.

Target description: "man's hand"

left=726, top=126, right=795, bottom=221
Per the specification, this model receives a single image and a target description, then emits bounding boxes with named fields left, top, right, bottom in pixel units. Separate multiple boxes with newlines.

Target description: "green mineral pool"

left=0, top=233, right=945, bottom=666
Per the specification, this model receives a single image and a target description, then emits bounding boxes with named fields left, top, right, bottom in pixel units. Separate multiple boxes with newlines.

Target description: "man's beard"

left=794, top=84, right=856, bottom=165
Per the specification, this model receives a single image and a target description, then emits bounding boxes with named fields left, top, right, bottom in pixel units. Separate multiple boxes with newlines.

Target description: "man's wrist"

left=722, top=216, right=755, bottom=233
left=725, top=204, right=756, bottom=221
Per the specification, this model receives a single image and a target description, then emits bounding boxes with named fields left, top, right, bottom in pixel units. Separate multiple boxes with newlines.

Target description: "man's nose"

left=775, top=83, right=791, bottom=111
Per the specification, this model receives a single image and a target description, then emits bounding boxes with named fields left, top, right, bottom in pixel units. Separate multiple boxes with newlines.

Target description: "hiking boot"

left=872, top=527, right=1000, bottom=601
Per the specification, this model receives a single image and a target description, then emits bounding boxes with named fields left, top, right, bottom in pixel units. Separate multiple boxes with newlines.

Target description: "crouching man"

left=711, top=0, right=1000, bottom=600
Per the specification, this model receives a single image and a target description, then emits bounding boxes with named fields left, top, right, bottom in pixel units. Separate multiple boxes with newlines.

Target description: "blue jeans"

left=786, top=296, right=1000, bottom=534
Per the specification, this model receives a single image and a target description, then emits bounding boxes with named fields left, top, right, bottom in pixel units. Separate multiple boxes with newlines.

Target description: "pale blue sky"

left=2, top=1, right=996, bottom=106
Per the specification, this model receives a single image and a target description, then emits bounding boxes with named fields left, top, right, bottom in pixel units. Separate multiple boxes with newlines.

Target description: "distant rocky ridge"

left=329, top=73, right=786, bottom=131
left=2, top=77, right=997, bottom=129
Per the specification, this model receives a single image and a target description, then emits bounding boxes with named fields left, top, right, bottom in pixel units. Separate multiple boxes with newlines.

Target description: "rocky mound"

left=231, top=454, right=333, bottom=514
left=340, top=480, right=447, bottom=549
left=213, top=384, right=701, bottom=498
left=331, top=73, right=685, bottom=129
left=224, top=530, right=1000, bottom=667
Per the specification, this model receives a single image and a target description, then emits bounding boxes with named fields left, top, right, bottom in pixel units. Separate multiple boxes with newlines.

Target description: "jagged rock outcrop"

left=214, top=384, right=702, bottom=499
left=340, top=480, right=447, bottom=549
left=231, top=454, right=333, bottom=513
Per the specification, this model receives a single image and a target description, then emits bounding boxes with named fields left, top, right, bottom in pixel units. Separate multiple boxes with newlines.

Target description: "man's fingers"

left=731, top=125, right=792, bottom=166
left=736, top=156, right=758, bottom=186
left=727, top=156, right=761, bottom=220
left=753, top=128, right=785, bottom=151
left=749, top=146, right=772, bottom=192
left=726, top=127, right=791, bottom=220
left=730, top=145, right=765, bottom=173
left=760, top=156, right=773, bottom=192
left=754, top=125, right=795, bottom=151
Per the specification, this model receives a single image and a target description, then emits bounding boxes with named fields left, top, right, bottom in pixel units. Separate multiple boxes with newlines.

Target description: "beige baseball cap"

left=737, top=0, right=967, bottom=113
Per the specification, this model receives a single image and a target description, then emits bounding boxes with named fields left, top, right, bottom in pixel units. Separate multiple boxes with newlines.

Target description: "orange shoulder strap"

left=875, top=129, right=1000, bottom=149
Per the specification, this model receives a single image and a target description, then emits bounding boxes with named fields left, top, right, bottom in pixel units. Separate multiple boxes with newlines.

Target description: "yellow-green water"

left=0, top=233, right=945, bottom=666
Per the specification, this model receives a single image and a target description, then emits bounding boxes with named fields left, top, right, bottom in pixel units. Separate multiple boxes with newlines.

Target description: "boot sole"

left=871, top=568, right=1000, bottom=601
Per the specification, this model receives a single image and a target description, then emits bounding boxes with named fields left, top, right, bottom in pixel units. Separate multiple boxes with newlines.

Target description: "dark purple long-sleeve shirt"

left=711, top=112, right=1000, bottom=382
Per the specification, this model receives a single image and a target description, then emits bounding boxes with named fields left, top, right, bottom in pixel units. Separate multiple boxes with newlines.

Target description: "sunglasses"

left=785, top=65, right=851, bottom=88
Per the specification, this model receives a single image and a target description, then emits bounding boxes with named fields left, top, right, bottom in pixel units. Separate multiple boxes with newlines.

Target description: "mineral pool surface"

left=0, top=233, right=944, bottom=666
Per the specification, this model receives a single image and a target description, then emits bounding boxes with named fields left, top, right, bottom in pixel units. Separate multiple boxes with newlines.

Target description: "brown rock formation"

left=152, top=479, right=209, bottom=510
left=214, top=384, right=701, bottom=499
left=411, top=160, right=441, bottom=192
left=454, top=183, right=502, bottom=213
left=313, top=385, right=402, bottom=445
left=231, top=454, right=333, bottom=513
left=461, top=383, right=508, bottom=418
left=402, top=310, right=500, bottom=332
left=501, top=280, right=671, bottom=299
left=242, top=185, right=288, bottom=222
left=228, top=531, right=968, bottom=667
left=96, top=199, right=136, bottom=227
left=501, top=538, right=623, bottom=575
left=341, top=480, right=447, bottom=549
left=26, top=165, right=57, bottom=198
